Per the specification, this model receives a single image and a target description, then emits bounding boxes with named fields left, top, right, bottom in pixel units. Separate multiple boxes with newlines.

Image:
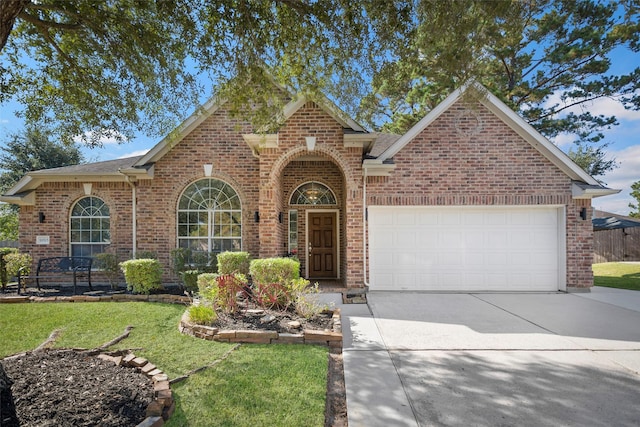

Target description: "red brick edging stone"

left=179, top=309, right=343, bottom=348
left=97, top=352, right=174, bottom=427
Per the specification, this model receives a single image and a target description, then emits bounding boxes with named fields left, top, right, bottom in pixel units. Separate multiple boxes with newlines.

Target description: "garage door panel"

left=369, top=206, right=563, bottom=291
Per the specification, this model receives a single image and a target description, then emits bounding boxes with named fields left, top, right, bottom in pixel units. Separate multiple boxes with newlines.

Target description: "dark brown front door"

left=308, top=212, right=337, bottom=278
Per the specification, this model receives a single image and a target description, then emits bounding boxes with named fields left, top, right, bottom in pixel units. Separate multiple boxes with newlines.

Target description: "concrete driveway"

left=340, top=287, right=640, bottom=427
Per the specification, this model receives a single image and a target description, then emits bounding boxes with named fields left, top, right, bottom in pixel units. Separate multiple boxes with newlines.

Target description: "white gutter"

left=362, top=168, right=369, bottom=288
left=120, top=172, right=137, bottom=258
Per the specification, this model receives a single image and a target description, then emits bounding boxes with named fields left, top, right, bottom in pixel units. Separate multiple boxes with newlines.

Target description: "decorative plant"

left=171, top=248, right=216, bottom=292
left=94, top=252, right=120, bottom=290
left=119, top=258, right=163, bottom=294
left=3, top=252, right=32, bottom=292
left=196, top=272, right=247, bottom=314
left=250, top=257, right=311, bottom=310
left=188, top=305, right=217, bottom=325
left=0, top=247, right=18, bottom=291
left=217, top=251, right=251, bottom=276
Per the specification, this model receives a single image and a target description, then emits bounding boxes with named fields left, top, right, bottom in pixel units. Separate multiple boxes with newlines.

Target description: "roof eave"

left=0, top=190, right=36, bottom=206
left=572, top=182, right=621, bottom=199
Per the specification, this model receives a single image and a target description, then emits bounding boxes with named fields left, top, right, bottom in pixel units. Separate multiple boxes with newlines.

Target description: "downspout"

left=120, top=171, right=137, bottom=258
left=362, top=168, right=369, bottom=288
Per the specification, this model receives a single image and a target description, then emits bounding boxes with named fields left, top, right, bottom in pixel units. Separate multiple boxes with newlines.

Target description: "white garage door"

left=368, top=206, right=565, bottom=291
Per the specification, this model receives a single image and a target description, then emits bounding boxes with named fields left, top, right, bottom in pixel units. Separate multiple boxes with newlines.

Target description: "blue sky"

left=1, top=52, right=639, bottom=216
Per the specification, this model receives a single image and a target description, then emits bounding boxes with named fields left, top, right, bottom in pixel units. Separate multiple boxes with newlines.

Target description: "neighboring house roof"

left=593, top=216, right=640, bottom=231
left=363, top=81, right=619, bottom=198
left=1, top=156, right=149, bottom=204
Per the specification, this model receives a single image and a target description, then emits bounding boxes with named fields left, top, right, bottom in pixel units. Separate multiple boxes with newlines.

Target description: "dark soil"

left=1, top=350, right=153, bottom=427
left=212, top=306, right=335, bottom=333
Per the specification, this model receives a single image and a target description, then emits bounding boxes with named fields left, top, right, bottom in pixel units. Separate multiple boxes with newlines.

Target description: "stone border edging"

left=98, top=352, right=174, bottom=427
left=179, top=309, right=343, bottom=348
left=0, top=294, right=191, bottom=304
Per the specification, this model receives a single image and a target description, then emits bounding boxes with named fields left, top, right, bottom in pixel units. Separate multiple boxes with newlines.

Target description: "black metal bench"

left=18, top=257, right=93, bottom=295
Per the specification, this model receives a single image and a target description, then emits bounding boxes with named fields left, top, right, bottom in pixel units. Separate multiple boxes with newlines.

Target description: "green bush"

left=196, top=272, right=247, bottom=314
left=188, top=305, right=217, bottom=325
left=0, top=247, right=18, bottom=289
left=4, top=252, right=32, bottom=281
left=119, top=258, right=163, bottom=294
left=217, top=251, right=251, bottom=275
left=94, top=252, right=120, bottom=290
left=250, top=258, right=312, bottom=310
left=249, top=257, right=300, bottom=285
left=180, top=269, right=200, bottom=292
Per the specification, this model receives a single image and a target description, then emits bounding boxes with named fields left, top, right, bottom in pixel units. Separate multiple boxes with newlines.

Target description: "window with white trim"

left=70, top=196, right=110, bottom=257
left=177, top=178, right=242, bottom=254
left=290, top=182, right=337, bottom=205
left=288, top=210, right=298, bottom=255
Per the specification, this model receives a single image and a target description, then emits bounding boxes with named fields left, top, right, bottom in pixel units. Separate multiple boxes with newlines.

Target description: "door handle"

left=308, top=243, right=313, bottom=254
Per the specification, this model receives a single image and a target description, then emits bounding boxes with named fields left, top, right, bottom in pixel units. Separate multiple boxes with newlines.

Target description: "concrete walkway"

left=340, top=287, right=640, bottom=427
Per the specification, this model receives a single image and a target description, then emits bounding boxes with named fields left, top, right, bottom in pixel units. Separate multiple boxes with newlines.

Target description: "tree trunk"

left=0, top=362, right=19, bottom=427
left=0, top=0, right=30, bottom=53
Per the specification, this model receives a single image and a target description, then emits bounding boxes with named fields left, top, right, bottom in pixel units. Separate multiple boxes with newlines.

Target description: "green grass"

left=593, top=262, right=640, bottom=291
left=0, top=302, right=328, bottom=426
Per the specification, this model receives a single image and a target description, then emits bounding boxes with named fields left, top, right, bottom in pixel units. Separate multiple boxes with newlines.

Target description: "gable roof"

left=366, top=81, right=618, bottom=197
left=135, top=91, right=368, bottom=166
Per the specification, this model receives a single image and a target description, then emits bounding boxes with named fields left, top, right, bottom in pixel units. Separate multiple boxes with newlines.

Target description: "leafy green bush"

left=217, top=251, right=251, bottom=275
left=196, top=272, right=248, bottom=314
left=4, top=252, right=32, bottom=280
left=94, top=252, right=120, bottom=290
left=0, top=247, right=18, bottom=289
left=180, top=269, right=200, bottom=292
left=119, top=258, right=163, bottom=294
left=250, top=257, right=300, bottom=284
left=188, top=305, right=217, bottom=325
left=250, top=258, right=312, bottom=310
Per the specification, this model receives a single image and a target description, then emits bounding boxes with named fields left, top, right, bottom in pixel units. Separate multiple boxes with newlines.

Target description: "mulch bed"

left=0, top=288, right=348, bottom=426
left=2, top=350, right=153, bottom=427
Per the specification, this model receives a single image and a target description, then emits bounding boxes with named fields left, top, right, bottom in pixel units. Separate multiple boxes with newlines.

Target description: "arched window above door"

left=290, top=182, right=337, bottom=205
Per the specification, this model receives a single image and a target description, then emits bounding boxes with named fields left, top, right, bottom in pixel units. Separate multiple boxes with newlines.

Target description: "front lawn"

left=593, top=262, right=640, bottom=291
left=0, top=302, right=328, bottom=426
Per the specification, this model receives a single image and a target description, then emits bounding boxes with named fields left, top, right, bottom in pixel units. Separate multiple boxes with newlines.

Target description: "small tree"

left=629, top=181, right=640, bottom=218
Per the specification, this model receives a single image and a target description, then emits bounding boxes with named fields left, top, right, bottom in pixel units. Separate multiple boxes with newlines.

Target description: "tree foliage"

left=358, top=0, right=639, bottom=177
left=0, top=129, right=84, bottom=196
left=629, top=181, right=640, bottom=218
left=1, top=0, right=638, bottom=180
left=0, top=0, right=370, bottom=144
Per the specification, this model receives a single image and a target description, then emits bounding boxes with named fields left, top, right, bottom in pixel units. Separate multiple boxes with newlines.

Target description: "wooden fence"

left=594, top=227, right=640, bottom=263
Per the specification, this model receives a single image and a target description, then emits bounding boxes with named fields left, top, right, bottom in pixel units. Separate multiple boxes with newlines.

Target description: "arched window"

left=290, top=182, right=337, bottom=205
left=70, top=196, right=110, bottom=257
left=177, top=178, right=242, bottom=253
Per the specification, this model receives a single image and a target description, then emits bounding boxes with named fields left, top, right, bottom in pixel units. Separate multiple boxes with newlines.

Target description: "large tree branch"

left=18, top=9, right=82, bottom=31
left=534, top=93, right=618, bottom=121
left=0, top=0, right=31, bottom=52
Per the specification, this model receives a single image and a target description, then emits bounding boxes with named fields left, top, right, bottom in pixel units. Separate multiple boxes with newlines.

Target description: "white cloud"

left=593, top=144, right=640, bottom=215
left=118, top=149, right=150, bottom=159
left=543, top=90, right=640, bottom=122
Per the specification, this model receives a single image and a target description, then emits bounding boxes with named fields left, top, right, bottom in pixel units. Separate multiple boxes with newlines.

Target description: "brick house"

left=1, top=82, right=618, bottom=292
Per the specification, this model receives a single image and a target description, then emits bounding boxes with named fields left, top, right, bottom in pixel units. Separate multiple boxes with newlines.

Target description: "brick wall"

left=366, top=101, right=593, bottom=289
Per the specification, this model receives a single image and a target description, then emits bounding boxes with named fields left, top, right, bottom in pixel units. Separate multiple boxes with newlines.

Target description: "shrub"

left=188, top=305, right=217, bottom=325
left=119, top=259, right=163, bottom=294
left=217, top=251, right=251, bottom=275
left=196, top=272, right=248, bottom=314
left=4, top=252, right=32, bottom=281
left=94, top=252, right=120, bottom=290
left=0, top=247, right=18, bottom=289
left=180, top=269, right=200, bottom=292
left=249, top=257, right=300, bottom=285
left=250, top=258, right=313, bottom=310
